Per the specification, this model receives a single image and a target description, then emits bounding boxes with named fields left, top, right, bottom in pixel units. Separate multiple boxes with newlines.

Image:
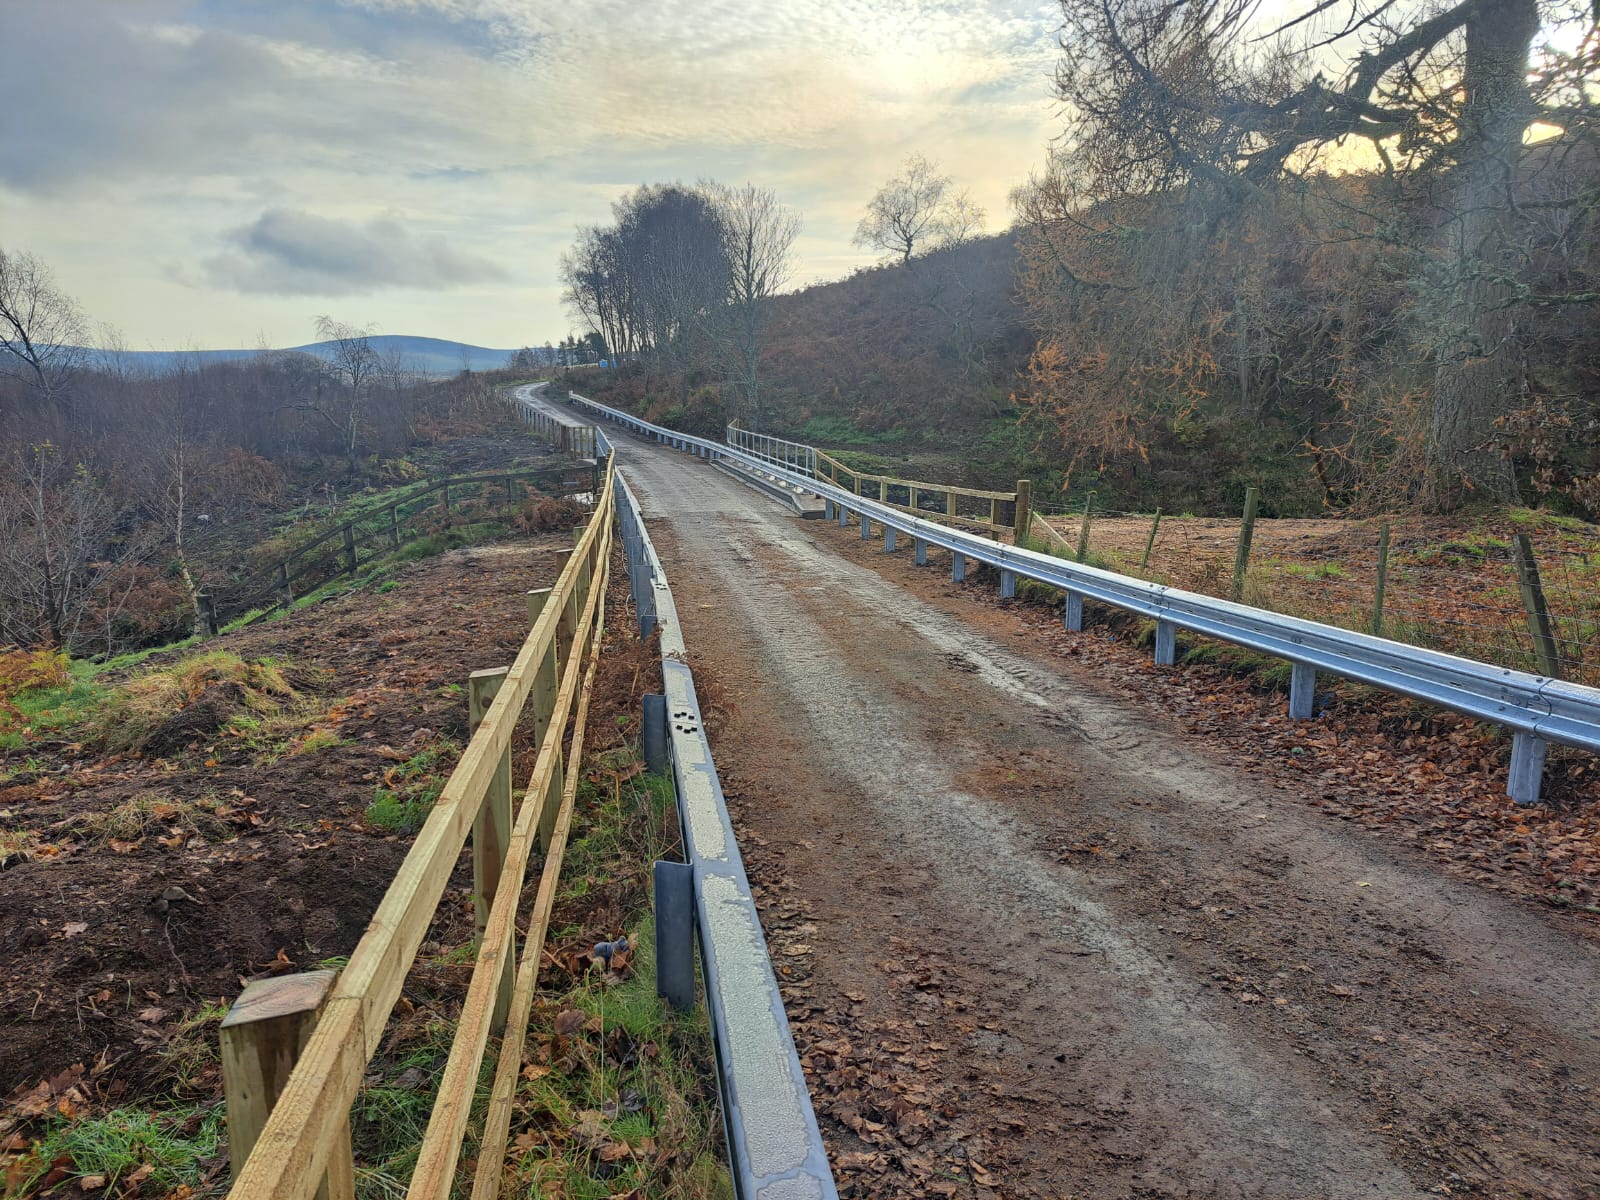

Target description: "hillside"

left=758, top=233, right=1030, bottom=442
left=85, top=335, right=535, bottom=377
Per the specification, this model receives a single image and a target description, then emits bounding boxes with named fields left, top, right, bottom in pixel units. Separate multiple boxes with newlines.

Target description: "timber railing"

left=219, top=456, right=615, bottom=1200
left=615, top=474, right=840, bottom=1199
left=568, top=389, right=1600, bottom=808
left=726, top=422, right=1029, bottom=540
left=220, top=465, right=596, bottom=626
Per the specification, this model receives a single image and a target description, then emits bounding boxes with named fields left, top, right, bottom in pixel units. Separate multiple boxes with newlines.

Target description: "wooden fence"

left=725, top=424, right=1028, bottom=541
left=219, top=456, right=616, bottom=1200
left=218, top=466, right=596, bottom=626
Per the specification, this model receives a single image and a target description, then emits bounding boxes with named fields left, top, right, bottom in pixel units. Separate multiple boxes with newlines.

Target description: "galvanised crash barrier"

left=569, top=391, right=1600, bottom=807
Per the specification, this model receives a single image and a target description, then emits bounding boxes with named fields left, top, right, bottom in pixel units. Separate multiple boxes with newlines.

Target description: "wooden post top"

left=221, top=969, right=337, bottom=1030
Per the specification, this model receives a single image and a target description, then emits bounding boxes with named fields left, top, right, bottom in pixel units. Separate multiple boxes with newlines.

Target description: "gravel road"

left=611, top=426, right=1600, bottom=1200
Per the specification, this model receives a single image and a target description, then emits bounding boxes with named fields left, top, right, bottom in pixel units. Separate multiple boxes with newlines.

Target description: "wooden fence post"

left=196, top=593, right=218, bottom=638
left=468, top=667, right=515, bottom=1032
left=220, top=971, right=355, bottom=1200
left=1230, top=487, right=1260, bottom=603
left=1512, top=533, right=1563, bottom=679
left=1076, top=491, right=1096, bottom=563
left=1372, top=520, right=1391, bottom=636
left=341, top=526, right=357, bottom=575
left=275, top=562, right=292, bottom=607
left=1140, top=508, right=1163, bottom=574
left=527, top=588, right=560, bottom=746
left=387, top=505, right=401, bottom=551
left=1013, top=480, right=1031, bottom=545
left=946, top=490, right=956, bottom=520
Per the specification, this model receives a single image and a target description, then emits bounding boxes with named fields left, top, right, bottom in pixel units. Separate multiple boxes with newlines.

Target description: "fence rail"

left=569, top=391, right=1600, bottom=807
left=724, top=423, right=1025, bottom=539
left=222, top=466, right=594, bottom=624
left=221, top=456, right=616, bottom=1200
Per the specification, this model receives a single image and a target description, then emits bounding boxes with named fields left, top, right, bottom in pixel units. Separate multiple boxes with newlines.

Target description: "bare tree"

left=710, top=182, right=801, bottom=426
left=290, top=316, right=379, bottom=474
left=1050, top=0, right=1600, bottom=508
left=0, top=444, right=145, bottom=651
left=0, top=249, right=87, bottom=410
left=854, top=155, right=954, bottom=264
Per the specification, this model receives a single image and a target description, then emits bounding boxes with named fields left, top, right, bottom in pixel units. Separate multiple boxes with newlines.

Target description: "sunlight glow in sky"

left=2, top=0, right=1065, bottom=351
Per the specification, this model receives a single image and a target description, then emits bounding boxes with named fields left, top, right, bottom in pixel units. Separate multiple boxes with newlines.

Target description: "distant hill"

left=84, top=335, right=543, bottom=376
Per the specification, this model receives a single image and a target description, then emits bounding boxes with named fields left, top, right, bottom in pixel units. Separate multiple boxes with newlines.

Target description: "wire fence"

left=1033, top=505, right=1600, bottom=687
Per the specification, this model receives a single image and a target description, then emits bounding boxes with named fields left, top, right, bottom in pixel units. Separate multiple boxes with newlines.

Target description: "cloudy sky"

left=2, top=0, right=1065, bottom=352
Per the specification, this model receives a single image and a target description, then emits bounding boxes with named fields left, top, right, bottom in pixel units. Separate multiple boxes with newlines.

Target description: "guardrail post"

left=860, top=515, right=872, bottom=540
left=221, top=970, right=356, bottom=1200
left=837, top=504, right=848, bottom=528
left=1231, top=487, right=1260, bottom=602
left=952, top=551, right=966, bottom=582
left=654, top=861, right=697, bottom=1012
left=1154, top=620, right=1176, bottom=665
left=1288, top=662, right=1316, bottom=720
left=1064, top=591, right=1084, bottom=631
left=642, top=694, right=668, bottom=775
left=823, top=500, right=834, bottom=520
left=1013, top=481, right=1031, bottom=544
left=884, top=527, right=896, bottom=553
left=468, top=666, right=515, bottom=1031
left=914, top=538, right=927, bottom=566
left=1508, top=732, right=1546, bottom=805
left=1000, top=569, right=1015, bottom=599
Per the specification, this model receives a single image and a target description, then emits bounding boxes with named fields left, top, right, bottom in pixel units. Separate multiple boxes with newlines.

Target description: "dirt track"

left=614, top=430, right=1600, bottom=1200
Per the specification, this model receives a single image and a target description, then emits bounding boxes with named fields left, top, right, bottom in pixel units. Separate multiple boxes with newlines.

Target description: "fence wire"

left=1033, top=509, right=1600, bottom=686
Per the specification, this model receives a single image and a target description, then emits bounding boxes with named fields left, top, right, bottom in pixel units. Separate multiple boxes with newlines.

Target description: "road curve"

left=607, top=421, right=1600, bottom=1200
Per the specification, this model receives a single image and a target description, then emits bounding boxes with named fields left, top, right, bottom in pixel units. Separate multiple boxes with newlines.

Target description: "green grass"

left=505, top=752, right=729, bottom=1198
left=363, top=741, right=456, bottom=833
left=21, top=1106, right=224, bottom=1194
left=797, top=414, right=906, bottom=447
left=0, top=664, right=105, bottom=752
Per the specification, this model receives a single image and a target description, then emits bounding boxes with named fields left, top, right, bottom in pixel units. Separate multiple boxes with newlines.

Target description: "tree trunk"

left=1423, top=0, right=1537, bottom=510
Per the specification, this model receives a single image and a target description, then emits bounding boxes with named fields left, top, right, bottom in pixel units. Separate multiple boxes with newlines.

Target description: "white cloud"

left=205, top=208, right=508, bottom=294
left=3, top=0, right=1062, bottom=345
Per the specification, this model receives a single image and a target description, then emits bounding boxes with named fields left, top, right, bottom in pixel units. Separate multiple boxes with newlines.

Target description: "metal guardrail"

left=614, top=473, right=839, bottom=1200
left=569, top=391, right=1600, bottom=807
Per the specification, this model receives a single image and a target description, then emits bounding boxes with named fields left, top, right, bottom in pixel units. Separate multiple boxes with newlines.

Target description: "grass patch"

left=363, top=740, right=455, bottom=834
left=18, top=1106, right=224, bottom=1195
left=0, top=654, right=107, bottom=752
left=92, top=650, right=297, bottom=754
left=507, top=756, right=729, bottom=1200
left=798, top=414, right=906, bottom=447
left=69, top=791, right=232, bottom=847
